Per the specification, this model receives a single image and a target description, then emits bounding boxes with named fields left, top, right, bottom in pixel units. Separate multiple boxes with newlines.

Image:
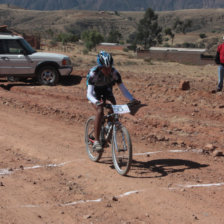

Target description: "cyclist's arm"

left=118, top=83, right=134, bottom=101
left=87, top=84, right=98, bottom=104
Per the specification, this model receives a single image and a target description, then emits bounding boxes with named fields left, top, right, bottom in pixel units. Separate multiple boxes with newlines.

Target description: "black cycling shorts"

left=94, top=86, right=116, bottom=105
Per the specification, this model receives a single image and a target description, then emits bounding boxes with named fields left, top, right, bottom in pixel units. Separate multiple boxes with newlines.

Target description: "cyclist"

left=86, top=51, right=139, bottom=151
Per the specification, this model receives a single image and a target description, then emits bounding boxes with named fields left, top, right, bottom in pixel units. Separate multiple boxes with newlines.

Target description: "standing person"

left=86, top=51, right=139, bottom=151
left=215, top=36, right=224, bottom=92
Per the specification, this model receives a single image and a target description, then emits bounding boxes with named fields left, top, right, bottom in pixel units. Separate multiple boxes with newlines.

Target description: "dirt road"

left=0, top=61, right=224, bottom=224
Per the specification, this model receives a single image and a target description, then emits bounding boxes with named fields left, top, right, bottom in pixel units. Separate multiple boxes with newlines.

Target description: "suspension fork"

left=113, top=122, right=127, bottom=152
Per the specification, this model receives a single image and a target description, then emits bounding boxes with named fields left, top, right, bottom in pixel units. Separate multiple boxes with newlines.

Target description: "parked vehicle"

left=0, top=34, right=73, bottom=85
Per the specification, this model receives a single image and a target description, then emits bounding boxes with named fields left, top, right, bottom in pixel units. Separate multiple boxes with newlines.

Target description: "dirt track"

left=0, top=60, right=224, bottom=224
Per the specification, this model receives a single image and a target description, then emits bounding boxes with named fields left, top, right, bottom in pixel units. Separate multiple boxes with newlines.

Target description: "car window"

left=5, top=39, right=24, bottom=54
left=19, top=39, right=36, bottom=54
left=0, top=40, right=5, bottom=53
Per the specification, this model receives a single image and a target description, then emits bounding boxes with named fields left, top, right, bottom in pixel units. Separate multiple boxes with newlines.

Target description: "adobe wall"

left=137, top=50, right=215, bottom=65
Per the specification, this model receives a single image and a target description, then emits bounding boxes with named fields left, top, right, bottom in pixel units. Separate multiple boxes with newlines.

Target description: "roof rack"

left=0, top=25, right=18, bottom=35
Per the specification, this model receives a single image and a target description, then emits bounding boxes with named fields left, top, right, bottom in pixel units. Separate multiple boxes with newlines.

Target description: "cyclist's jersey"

left=87, top=66, right=122, bottom=87
left=86, top=65, right=134, bottom=104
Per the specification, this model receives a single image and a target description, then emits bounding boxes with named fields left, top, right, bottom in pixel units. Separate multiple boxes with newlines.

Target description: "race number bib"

left=112, top=105, right=130, bottom=114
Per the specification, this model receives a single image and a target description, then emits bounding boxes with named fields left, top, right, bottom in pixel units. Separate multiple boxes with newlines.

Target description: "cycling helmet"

left=97, top=51, right=113, bottom=67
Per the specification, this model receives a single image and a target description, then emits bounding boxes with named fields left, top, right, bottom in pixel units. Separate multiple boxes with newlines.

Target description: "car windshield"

left=19, top=39, right=36, bottom=54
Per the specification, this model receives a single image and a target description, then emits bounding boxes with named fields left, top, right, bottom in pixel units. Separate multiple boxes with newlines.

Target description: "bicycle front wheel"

left=84, top=116, right=103, bottom=162
left=112, top=125, right=132, bottom=176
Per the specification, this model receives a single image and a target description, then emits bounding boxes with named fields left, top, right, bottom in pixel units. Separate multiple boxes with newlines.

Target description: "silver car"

left=0, top=34, right=73, bottom=85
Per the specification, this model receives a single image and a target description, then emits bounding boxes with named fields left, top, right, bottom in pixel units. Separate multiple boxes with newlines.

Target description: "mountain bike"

left=85, top=103, right=132, bottom=176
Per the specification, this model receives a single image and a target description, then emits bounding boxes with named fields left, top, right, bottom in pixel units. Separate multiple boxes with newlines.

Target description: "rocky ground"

left=0, top=55, right=224, bottom=224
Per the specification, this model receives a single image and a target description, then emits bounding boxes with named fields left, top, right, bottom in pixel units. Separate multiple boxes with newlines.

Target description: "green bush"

left=81, top=30, right=104, bottom=51
left=199, top=33, right=207, bottom=39
left=55, top=33, right=79, bottom=44
left=175, top=42, right=197, bottom=48
left=163, top=43, right=170, bottom=47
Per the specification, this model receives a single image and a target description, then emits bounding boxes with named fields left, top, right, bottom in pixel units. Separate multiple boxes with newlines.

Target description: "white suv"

left=0, top=34, right=73, bottom=85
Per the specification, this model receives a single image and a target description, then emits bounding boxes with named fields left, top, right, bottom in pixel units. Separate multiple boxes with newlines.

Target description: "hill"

left=1, top=0, right=224, bottom=11
left=0, top=5, right=223, bottom=53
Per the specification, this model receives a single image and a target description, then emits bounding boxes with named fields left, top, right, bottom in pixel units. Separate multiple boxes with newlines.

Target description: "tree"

left=164, top=28, right=175, bottom=45
left=173, top=18, right=192, bottom=34
left=107, top=30, right=122, bottom=43
left=81, top=30, right=104, bottom=51
left=136, top=8, right=162, bottom=49
left=127, top=32, right=137, bottom=51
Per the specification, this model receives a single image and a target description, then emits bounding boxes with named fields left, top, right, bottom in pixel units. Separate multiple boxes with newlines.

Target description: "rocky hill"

left=1, top=0, right=224, bottom=11
left=1, top=5, right=224, bottom=54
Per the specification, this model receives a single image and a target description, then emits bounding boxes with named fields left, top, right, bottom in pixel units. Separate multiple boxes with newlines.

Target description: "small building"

left=97, top=42, right=124, bottom=51
left=137, top=47, right=215, bottom=65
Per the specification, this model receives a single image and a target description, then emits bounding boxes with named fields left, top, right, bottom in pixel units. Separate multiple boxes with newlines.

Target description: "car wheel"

left=37, top=66, right=59, bottom=86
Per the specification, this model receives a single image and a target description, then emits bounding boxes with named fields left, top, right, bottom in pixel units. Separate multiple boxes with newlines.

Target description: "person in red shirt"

left=215, top=37, right=224, bottom=91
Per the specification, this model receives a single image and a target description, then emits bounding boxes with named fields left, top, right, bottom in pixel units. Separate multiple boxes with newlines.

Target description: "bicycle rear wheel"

left=112, top=125, right=132, bottom=176
left=85, top=116, right=103, bottom=162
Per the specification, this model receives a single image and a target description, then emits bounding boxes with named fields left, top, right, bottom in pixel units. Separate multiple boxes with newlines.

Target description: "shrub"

left=81, top=30, right=104, bottom=51
left=163, top=43, right=170, bottom=47
left=181, top=42, right=197, bottom=48
left=82, top=49, right=89, bottom=55
left=55, top=33, right=79, bottom=44
left=199, top=33, right=207, bottom=39
left=144, top=58, right=154, bottom=65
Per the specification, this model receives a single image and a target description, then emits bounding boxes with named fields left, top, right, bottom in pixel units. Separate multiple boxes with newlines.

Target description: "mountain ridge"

left=1, top=0, right=224, bottom=11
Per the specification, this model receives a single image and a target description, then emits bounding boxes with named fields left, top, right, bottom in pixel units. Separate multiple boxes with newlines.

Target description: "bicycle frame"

left=100, top=104, right=122, bottom=145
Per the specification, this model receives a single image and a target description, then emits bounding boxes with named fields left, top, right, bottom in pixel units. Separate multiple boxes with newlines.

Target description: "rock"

left=212, top=150, right=223, bottom=157
left=179, top=80, right=190, bottom=90
left=83, top=214, right=91, bottom=219
left=20, top=165, right=24, bottom=170
left=145, top=213, right=150, bottom=217
left=204, top=144, right=216, bottom=152
left=106, top=203, right=112, bottom=207
left=112, top=196, right=118, bottom=201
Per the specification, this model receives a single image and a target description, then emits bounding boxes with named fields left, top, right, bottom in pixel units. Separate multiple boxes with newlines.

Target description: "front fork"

left=112, top=122, right=127, bottom=152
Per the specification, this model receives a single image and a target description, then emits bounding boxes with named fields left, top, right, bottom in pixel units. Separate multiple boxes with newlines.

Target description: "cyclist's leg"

left=91, top=103, right=103, bottom=143
left=106, top=93, right=116, bottom=122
